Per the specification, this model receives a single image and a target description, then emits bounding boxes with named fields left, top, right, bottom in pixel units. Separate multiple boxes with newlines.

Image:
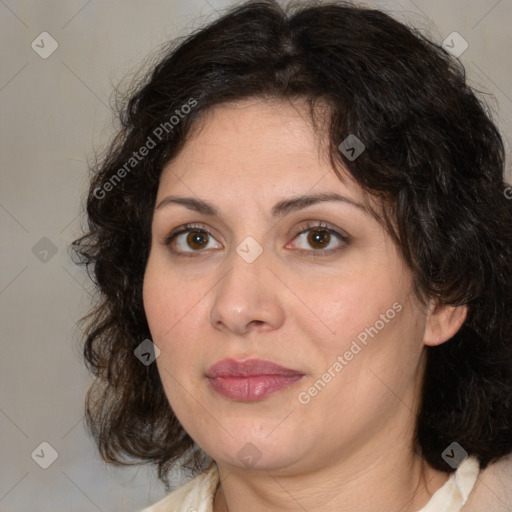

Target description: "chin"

left=199, top=430, right=305, bottom=472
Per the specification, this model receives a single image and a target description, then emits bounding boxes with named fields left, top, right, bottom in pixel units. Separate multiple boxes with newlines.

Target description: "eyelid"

left=292, top=221, right=350, bottom=241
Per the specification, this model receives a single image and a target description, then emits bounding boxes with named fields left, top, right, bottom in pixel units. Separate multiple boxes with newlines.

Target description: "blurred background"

left=0, top=0, right=511, bottom=510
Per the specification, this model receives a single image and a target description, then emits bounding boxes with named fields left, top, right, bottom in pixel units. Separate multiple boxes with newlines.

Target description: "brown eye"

left=164, top=222, right=349, bottom=258
left=307, top=229, right=331, bottom=250
left=186, top=231, right=210, bottom=250
left=291, top=222, right=349, bottom=256
left=164, top=224, right=222, bottom=254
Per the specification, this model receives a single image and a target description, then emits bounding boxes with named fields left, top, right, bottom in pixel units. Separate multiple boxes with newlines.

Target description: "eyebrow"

left=155, top=192, right=368, bottom=218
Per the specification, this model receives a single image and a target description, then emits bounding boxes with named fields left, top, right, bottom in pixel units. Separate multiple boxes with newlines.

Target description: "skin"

left=142, top=98, right=468, bottom=512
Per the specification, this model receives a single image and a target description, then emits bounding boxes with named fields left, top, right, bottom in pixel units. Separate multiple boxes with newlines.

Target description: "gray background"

left=0, top=0, right=511, bottom=511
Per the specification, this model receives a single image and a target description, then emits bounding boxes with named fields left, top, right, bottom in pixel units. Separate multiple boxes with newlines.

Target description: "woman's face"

left=143, top=98, right=435, bottom=473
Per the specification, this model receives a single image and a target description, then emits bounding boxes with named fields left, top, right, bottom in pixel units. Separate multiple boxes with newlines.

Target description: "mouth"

left=205, top=358, right=305, bottom=402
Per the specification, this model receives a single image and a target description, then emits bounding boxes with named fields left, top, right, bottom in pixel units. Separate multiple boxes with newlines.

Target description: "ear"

left=423, top=302, right=468, bottom=347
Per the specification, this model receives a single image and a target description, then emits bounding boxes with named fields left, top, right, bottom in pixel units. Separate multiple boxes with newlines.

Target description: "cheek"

left=301, top=301, right=423, bottom=431
left=142, top=267, right=199, bottom=410
left=301, top=263, right=407, bottom=356
left=143, top=257, right=215, bottom=387
left=143, top=257, right=199, bottom=340
left=296, top=257, right=420, bottom=414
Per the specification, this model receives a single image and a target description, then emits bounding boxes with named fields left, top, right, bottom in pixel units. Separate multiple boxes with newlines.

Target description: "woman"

left=72, top=1, right=512, bottom=510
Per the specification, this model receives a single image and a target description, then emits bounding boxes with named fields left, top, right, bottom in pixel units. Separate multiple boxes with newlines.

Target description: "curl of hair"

left=72, top=0, right=512, bottom=489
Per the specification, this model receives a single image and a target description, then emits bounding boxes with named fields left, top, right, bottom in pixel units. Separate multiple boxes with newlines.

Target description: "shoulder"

left=463, top=453, right=512, bottom=512
left=140, top=462, right=219, bottom=512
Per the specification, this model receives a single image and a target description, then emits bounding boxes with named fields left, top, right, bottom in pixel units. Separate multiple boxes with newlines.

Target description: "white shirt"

left=141, top=454, right=512, bottom=511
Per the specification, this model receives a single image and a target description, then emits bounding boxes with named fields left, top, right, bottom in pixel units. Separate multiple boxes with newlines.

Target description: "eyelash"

left=162, top=222, right=350, bottom=258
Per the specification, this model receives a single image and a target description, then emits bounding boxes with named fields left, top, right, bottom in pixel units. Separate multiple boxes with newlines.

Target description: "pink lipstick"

left=206, top=358, right=304, bottom=401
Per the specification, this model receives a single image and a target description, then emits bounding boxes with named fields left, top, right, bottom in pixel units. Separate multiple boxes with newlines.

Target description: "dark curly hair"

left=72, top=0, right=512, bottom=491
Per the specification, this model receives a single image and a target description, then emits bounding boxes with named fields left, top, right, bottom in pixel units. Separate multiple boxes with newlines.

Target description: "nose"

left=209, top=246, right=286, bottom=337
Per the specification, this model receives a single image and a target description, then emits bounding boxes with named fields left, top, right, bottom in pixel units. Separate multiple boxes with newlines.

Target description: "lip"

left=205, top=358, right=305, bottom=401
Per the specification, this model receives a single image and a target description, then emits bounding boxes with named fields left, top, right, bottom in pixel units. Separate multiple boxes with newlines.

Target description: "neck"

left=213, top=451, right=449, bottom=512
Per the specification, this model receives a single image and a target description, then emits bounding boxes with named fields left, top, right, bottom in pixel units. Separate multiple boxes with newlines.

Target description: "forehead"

left=158, top=98, right=367, bottom=205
